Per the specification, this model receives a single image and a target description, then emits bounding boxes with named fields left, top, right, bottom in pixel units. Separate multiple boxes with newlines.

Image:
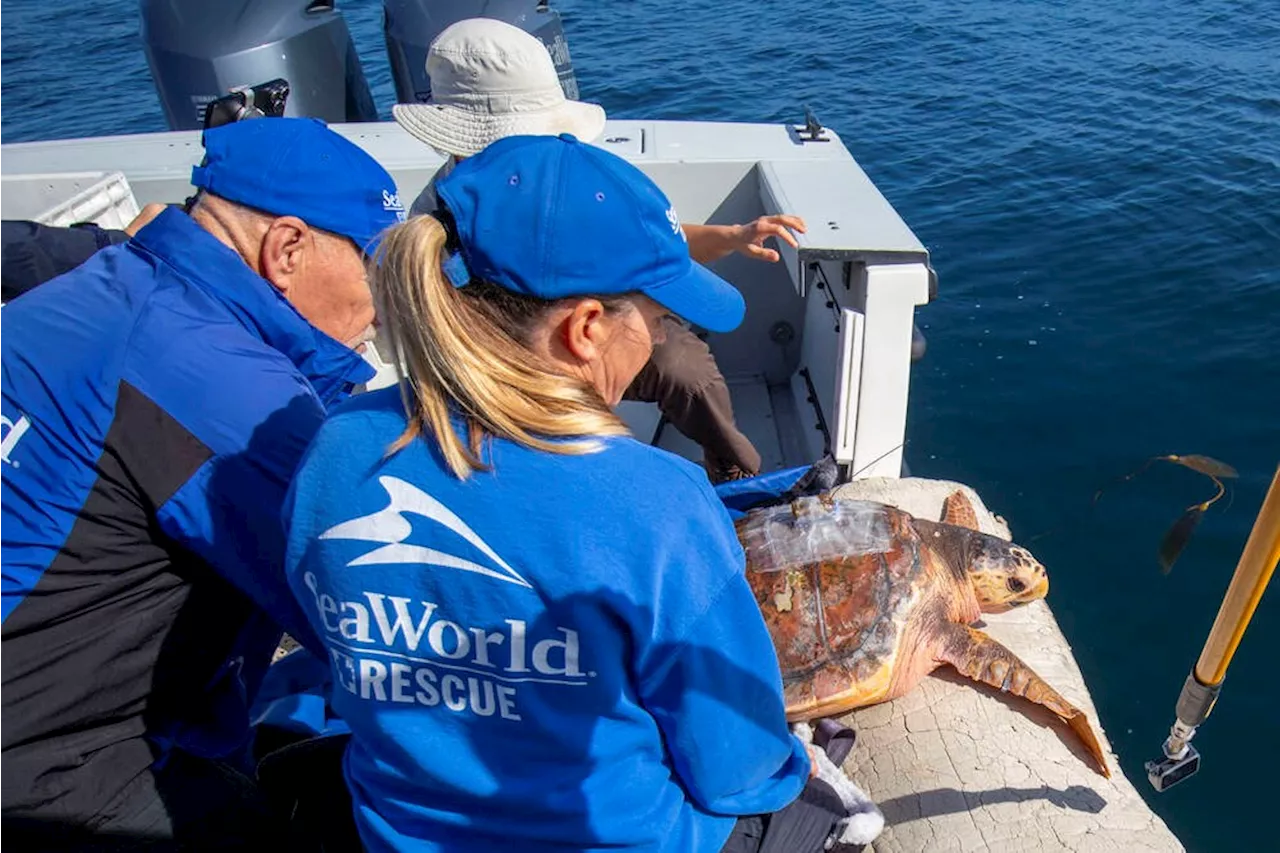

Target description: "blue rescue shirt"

left=284, top=387, right=809, bottom=852
left=1, top=208, right=373, bottom=828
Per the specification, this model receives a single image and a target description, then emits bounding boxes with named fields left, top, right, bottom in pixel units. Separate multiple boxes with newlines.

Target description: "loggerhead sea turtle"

left=737, top=490, right=1110, bottom=777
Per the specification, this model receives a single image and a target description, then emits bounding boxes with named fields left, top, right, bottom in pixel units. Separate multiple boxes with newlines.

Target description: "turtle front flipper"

left=941, top=490, right=981, bottom=530
left=937, top=623, right=1111, bottom=778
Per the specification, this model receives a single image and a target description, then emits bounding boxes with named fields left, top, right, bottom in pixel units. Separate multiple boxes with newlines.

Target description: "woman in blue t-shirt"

left=283, top=134, right=837, bottom=852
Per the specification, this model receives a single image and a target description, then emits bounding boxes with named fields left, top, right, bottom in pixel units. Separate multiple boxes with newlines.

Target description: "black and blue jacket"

left=0, top=207, right=373, bottom=827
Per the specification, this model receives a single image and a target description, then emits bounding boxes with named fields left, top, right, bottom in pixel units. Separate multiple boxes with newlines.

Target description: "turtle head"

left=913, top=518, right=1049, bottom=612
left=965, top=534, right=1049, bottom=612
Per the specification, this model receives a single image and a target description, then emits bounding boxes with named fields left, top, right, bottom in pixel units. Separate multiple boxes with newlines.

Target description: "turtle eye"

left=1007, top=577, right=1027, bottom=593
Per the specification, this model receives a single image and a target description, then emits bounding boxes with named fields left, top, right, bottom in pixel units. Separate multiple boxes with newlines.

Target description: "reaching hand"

left=683, top=215, right=807, bottom=265
left=729, top=214, right=806, bottom=263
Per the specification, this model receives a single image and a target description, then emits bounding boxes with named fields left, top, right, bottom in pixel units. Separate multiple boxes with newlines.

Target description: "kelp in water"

left=1095, top=454, right=1235, bottom=574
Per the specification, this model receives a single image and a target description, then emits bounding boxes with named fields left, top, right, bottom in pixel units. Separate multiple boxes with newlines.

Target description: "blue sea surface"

left=3, top=1, right=1277, bottom=850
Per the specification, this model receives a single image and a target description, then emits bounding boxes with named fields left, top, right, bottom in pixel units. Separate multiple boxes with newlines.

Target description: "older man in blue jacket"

left=1, top=117, right=404, bottom=849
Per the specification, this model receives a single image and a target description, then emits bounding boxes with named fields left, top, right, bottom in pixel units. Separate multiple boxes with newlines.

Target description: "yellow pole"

left=1147, top=464, right=1280, bottom=791
left=1194, top=464, right=1280, bottom=686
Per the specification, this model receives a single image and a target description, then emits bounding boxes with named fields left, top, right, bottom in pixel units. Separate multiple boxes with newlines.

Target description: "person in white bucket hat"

left=393, top=17, right=807, bottom=483
left=392, top=18, right=605, bottom=158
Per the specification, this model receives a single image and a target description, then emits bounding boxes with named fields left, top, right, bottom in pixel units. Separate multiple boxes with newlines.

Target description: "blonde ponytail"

left=373, top=215, right=631, bottom=479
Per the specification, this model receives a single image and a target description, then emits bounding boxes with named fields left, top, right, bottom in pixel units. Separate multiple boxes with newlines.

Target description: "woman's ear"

left=258, top=216, right=310, bottom=295
left=561, top=298, right=607, bottom=363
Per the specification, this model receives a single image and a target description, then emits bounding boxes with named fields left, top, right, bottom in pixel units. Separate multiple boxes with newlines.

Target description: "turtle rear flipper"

left=937, top=623, right=1111, bottom=778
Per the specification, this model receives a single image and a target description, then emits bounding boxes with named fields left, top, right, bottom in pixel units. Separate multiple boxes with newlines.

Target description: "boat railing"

left=756, top=148, right=934, bottom=480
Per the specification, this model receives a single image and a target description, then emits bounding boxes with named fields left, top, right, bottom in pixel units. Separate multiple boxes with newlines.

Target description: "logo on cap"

left=665, top=206, right=686, bottom=242
left=383, top=190, right=407, bottom=222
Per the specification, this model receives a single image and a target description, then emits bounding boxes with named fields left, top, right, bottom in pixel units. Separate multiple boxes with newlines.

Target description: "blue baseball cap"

left=435, top=134, right=745, bottom=333
left=191, top=118, right=405, bottom=253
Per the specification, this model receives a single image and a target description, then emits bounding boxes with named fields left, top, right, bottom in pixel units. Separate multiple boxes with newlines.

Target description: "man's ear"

left=259, top=216, right=310, bottom=295
left=561, top=298, right=607, bottom=363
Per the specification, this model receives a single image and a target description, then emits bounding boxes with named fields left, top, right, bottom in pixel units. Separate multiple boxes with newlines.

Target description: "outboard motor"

left=141, top=0, right=378, bottom=130
left=384, top=0, right=579, bottom=103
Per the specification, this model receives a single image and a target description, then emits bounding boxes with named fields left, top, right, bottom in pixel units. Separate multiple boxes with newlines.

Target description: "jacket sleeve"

left=112, top=327, right=335, bottom=653
left=635, top=482, right=810, bottom=816
left=148, top=379, right=328, bottom=657
left=1, top=220, right=128, bottom=302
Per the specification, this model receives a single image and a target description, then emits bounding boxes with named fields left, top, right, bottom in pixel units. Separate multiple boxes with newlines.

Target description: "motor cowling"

left=141, top=0, right=378, bottom=130
left=384, top=0, right=579, bottom=103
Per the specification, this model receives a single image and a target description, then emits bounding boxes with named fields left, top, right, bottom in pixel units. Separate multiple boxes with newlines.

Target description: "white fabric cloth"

left=791, top=722, right=885, bottom=847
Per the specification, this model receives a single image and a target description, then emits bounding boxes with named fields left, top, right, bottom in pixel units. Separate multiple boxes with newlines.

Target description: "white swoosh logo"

left=320, top=476, right=531, bottom=588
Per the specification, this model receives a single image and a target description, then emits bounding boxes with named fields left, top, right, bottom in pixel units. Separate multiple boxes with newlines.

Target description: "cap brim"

left=642, top=263, right=745, bottom=334
left=393, top=101, right=607, bottom=158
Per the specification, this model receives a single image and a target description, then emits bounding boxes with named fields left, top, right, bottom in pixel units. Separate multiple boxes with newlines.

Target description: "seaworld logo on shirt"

left=303, top=476, right=591, bottom=721
left=1, top=412, right=31, bottom=468
left=299, top=571, right=589, bottom=722
left=320, top=475, right=531, bottom=587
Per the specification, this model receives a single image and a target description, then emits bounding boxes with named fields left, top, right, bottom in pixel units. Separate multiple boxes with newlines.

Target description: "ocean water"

left=2, top=0, right=1277, bottom=849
